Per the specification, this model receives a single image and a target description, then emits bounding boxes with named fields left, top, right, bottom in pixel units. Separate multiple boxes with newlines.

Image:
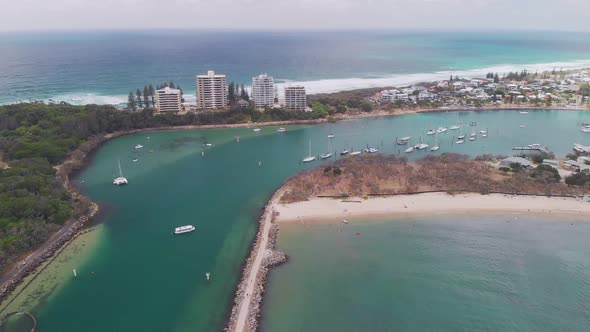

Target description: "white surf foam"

left=48, top=93, right=129, bottom=106
left=276, top=58, right=590, bottom=96
left=31, top=58, right=590, bottom=106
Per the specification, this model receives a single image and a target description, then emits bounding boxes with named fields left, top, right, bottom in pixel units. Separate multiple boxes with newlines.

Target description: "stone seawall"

left=225, top=196, right=287, bottom=332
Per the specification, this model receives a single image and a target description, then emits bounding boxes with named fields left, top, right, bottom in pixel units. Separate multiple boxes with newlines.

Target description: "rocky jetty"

left=225, top=194, right=287, bottom=332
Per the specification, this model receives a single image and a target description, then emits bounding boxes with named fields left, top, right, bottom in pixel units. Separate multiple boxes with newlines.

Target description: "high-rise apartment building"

left=155, top=87, right=183, bottom=113
left=284, top=86, right=306, bottom=111
left=196, top=70, right=227, bottom=109
left=251, top=73, right=275, bottom=108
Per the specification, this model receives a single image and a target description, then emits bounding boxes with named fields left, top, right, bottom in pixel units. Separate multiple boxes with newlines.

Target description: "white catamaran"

left=113, top=159, right=128, bottom=186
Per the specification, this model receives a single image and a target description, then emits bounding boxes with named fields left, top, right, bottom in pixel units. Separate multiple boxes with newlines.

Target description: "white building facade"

left=155, top=87, right=183, bottom=113
left=196, top=70, right=228, bottom=109
left=284, top=86, right=306, bottom=111
left=251, top=74, right=275, bottom=108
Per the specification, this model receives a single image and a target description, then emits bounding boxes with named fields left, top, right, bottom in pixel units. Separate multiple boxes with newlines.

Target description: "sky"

left=1, top=0, right=589, bottom=32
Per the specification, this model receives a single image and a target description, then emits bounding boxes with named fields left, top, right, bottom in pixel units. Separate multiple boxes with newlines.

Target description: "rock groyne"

left=225, top=194, right=287, bottom=332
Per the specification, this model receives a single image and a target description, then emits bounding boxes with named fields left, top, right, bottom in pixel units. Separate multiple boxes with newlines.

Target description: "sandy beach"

left=274, top=193, right=590, bottom=222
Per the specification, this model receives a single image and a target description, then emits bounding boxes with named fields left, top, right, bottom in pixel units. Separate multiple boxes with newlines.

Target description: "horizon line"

left=1, top=27, right=590, bottom=34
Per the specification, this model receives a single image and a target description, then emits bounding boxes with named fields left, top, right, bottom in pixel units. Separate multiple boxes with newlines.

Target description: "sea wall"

left=225, top=194, right=287, bottom=332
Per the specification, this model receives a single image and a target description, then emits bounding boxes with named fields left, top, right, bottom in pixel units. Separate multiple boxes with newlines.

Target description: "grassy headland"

left=279, top=154, right=587, bottom=203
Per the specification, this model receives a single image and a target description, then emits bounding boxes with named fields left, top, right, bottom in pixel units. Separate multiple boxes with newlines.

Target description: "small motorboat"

left=430, top=145, right=439, bottom=151
left=132, top=159, right=139, bottom=163
left=320, top=152, right=333, bottom=159
left=277, top=127, right=286, bottom=133
left=449, top=125, right=460, bottom=130
left=469, top=137, right=476, bottom=142
left=405, top=147, right=414, bottom=153
left=363, top=147, right=379, bottom=153
left=205, top=143, right=213, bottom=147
left=457, top=134, right=466, bottom=139
left=456, top=140, right=465, bottom=144
left=340, top=149, right=350, bottom=155
left=426, top=129, right=436, bottom=135
left=414, top=143, right=429, bottom=150
left=327, top=134, right=335, bottom=138
left=135, top=144, right=144, bottom=149
left=520, top=125, right=526, bottom=128
left=349, top=151, right=362, bottom=156
left=302, top=156, right=316, bottom=163
left=436, top=127, right=447, bottom=133
left=520, top=111, right=529, bottom=114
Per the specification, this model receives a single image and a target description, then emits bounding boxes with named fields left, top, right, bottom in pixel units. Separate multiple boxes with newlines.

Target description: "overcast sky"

left=1, top=0, right=589, bottom=32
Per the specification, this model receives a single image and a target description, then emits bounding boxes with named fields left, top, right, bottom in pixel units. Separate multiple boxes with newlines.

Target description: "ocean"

left=2, top=110, right=590, bottom=331
left=262, top=215, right=590, bottom=331
left=1, top=30, right=590, bottom=105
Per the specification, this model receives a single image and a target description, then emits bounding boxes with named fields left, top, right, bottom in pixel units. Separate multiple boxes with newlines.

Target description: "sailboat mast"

left=118, top=159, right=123, bottom=177
left=308, top=140, right=312, bottom=157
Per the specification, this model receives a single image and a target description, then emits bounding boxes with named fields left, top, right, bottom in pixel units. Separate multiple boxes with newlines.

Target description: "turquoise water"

left=1, top=30, right=590, bottom=104
left=7, top=110, right=590, bottom=331
left=262, top=215, right=590, bottom=331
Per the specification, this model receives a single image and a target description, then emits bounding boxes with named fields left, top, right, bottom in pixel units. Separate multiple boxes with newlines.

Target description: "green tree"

left=128, top=91, right=137, bottom=111
left=143, top=85, right=150, bottom=108
left=136, top=89, right=143, bottom=109
left=240, top=84, right=249, bottom=101
left=149, top=84, right=155, bottom=106
left=228, top=82, right=236, bottom=103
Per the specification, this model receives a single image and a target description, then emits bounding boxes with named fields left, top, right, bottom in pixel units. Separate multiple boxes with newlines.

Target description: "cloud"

left=0, top=0, right=588, bottom=31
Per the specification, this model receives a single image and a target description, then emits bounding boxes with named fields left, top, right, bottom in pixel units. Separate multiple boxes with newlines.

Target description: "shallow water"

left=262, top=215, right=590, bottom=331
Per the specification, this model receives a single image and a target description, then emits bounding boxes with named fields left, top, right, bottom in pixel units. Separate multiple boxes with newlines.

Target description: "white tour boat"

left=174, top=225, right=196, bottom=234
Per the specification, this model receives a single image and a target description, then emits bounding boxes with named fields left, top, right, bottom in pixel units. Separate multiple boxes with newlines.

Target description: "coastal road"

left=233, top=194, right=280, bottom=332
